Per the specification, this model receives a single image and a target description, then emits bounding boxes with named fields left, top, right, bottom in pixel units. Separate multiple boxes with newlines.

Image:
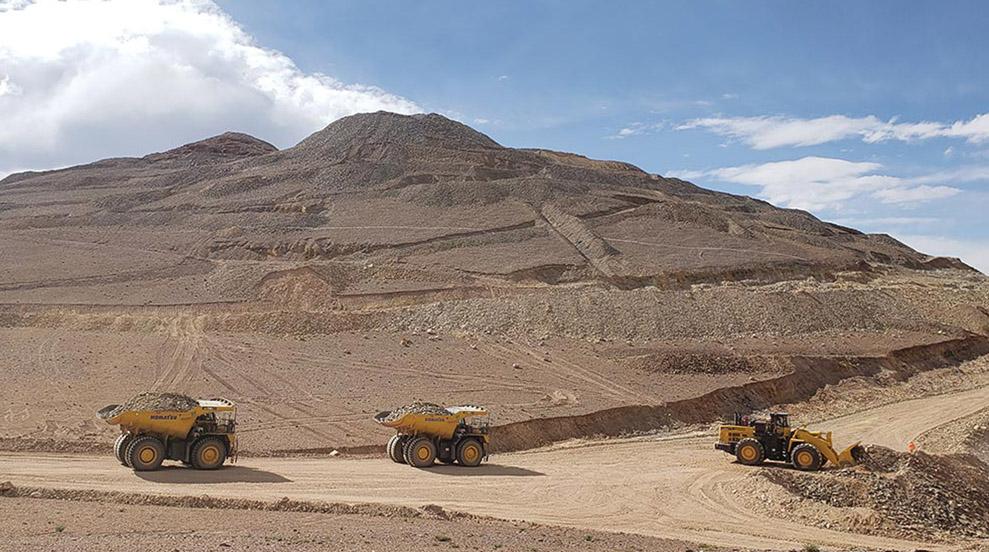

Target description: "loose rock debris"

left=379, top=402, right=451, bottom=423
left=97, top=393, right=199, bottom=420
left=759, top=445, right=989, bottom=540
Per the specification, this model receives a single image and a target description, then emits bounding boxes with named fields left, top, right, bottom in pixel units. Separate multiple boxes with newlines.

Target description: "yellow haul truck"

left=374, top=404, right=490, bottom=468
left=715, top=412, right=862, bottom=471
left=98, top=396, right=237, bottom=471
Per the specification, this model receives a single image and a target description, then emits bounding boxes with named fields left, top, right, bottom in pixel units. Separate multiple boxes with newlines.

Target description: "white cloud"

left=678, top=113, right=989, bottom=149
left=668, top=156, right=961, bottom=212
left=895, top=234, right=989, bottom=274
left=907, top=165, right=989, bottom=186
left=0, top=0, right=421, bottom=173
left=0, top=75, right=22, bottom=96
left=872, top=185, right=960, bottom=204
left=606, top=121, right=665, bottom=140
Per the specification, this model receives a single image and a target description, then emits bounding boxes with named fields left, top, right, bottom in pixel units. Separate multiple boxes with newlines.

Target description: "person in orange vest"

left=907, top=440, right=917, bottom=454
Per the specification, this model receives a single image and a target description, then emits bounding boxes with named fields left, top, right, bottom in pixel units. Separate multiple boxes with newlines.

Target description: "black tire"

left=190, top=436, right=227, bottom=470
left=456, top=438, right=485, bottom=467
left=387, top=435, right=408, bottom=464
left=735, top=438, right=765, bottom=466
left=791, top=443, right=823, bottom=471
left=114, top=433, right=134, bottom=466
left=126, top=436, right=166, bottom=471
left=403, top=436, right=436, bottom=468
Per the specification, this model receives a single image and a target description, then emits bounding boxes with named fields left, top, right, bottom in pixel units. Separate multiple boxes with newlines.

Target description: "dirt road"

left=4, top=384, right=989, bottom=551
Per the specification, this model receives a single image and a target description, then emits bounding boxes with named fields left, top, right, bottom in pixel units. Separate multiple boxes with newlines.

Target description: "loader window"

left=771, top=413, right=789, bottom=428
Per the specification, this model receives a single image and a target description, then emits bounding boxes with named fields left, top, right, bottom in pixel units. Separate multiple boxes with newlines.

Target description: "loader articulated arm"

left=790, top=428, right=861, bottom=468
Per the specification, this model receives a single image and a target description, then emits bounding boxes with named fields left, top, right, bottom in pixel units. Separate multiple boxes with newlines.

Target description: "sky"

left=1, top=1, right=987, bottom=271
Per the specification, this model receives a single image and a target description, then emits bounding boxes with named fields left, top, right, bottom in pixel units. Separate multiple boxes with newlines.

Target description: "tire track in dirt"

left=150, top=316, right=205, bottom=394
left=480, top=341, right=648, bottom=403
left=280, top=347, right=535, bottom=394
left=198, top=335, right=340, bottom=443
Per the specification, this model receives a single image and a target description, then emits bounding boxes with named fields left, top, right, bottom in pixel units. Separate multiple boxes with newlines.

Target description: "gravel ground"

left=754, top=446, right=989, bottom=542
left=0, top=493, right=712, bottom=552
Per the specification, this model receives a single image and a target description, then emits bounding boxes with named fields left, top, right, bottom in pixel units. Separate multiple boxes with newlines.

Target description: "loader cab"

left=741, top=412, right=792, bottom=463
left=769, top=412, right=789, bottom=431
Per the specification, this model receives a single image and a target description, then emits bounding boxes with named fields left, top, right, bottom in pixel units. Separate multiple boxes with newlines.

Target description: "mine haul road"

left=3, top=383, right=989, bottom=551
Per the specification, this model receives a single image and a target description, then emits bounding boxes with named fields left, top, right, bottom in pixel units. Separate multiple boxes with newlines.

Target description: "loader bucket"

left=837, top=442, right=864, bottom=467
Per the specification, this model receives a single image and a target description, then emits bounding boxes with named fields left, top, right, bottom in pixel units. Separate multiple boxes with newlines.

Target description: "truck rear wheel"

left=403, top=437, right=436, bottom=468
left=126, top=436, right=165, bottom=471
left=114, top=433, right=134, bottom=466
left=387, top=435, right=408, bottom=463
left=791, top=443, right=822, bottom=471
left=456, top=438, right=484, bottom=467
left=191, top=437, right=227, bottom=470
left=735, top=438, right=765, bottom=466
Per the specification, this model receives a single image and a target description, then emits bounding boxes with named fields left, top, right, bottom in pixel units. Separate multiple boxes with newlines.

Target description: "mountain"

left=0, top=111, right=967, bottom=299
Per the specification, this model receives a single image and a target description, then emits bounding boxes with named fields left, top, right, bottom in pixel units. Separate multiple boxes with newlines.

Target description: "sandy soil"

left=0, top=496, right=701, bottom=552
left=5, top=380, right=988, bottom=551
left=0, top=323, right=961, bottom=453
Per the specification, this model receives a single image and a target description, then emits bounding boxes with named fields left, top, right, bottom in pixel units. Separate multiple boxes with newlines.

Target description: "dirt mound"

left=98, top=393, right=199, bottom=419
left=378, top=402, right=450, bottom=423
left=0, top=482, right=470, bottom=521
left=759, top=445, right=989, bottom=539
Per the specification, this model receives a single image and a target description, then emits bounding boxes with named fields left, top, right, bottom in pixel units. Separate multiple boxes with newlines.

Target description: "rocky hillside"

left=0, top=112, right=970, bottom=306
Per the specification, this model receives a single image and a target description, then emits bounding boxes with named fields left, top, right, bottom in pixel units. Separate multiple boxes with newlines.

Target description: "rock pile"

left=98, top=393, right=199, bottom=419
left=380, top=402, right=450, bottom=423
left=760, top=445, right=989, bottom=539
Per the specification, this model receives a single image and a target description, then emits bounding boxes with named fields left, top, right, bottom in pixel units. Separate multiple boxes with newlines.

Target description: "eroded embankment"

left=490, top=335, right=989, bottom=453
left=0, top=481, right=469, bottom=521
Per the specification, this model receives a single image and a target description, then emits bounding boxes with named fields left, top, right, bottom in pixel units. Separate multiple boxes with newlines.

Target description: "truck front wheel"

left=191, top=437, right=227, bottom=470
left=456, top=438, right=484, bottom=467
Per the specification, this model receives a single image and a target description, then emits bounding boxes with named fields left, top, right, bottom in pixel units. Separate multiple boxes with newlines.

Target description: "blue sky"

left=2, top=1, right=987, bottom=269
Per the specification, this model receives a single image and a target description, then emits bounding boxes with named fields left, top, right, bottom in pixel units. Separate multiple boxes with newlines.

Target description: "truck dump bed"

left=98, top=395, right=235, bottom=440
left=374, top=404, right=487, bottom=440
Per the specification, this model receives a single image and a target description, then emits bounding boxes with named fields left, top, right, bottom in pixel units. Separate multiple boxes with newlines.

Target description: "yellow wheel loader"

left=374, top=403, right=490, bottom=468
left=98, top=394, right=237, bottom=472
left=715, top=412, right=862, bottom=471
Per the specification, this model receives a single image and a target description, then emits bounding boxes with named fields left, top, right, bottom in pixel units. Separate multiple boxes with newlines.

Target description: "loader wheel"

left=456, top=438, right=484, bottom=467
left=735, top=438, right=765, bottom=466
left=191, top=437, right=227, bottom=470
left=126, top=436, right=165, bottom=471
left=791, top=443, right=822, bottom=471
left=403, top=437, right=436, bottom=468
left=387, top=434, right=408, bottom=464
left=114, top=433, right=134, bottom=466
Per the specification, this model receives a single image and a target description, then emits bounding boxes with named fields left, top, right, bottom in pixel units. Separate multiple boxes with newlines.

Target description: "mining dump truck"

left=715, top=412, right=862, bottom=471
left=98, top=393, right=237, bottom=472
left=374, top=403, right=490, bottom=468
